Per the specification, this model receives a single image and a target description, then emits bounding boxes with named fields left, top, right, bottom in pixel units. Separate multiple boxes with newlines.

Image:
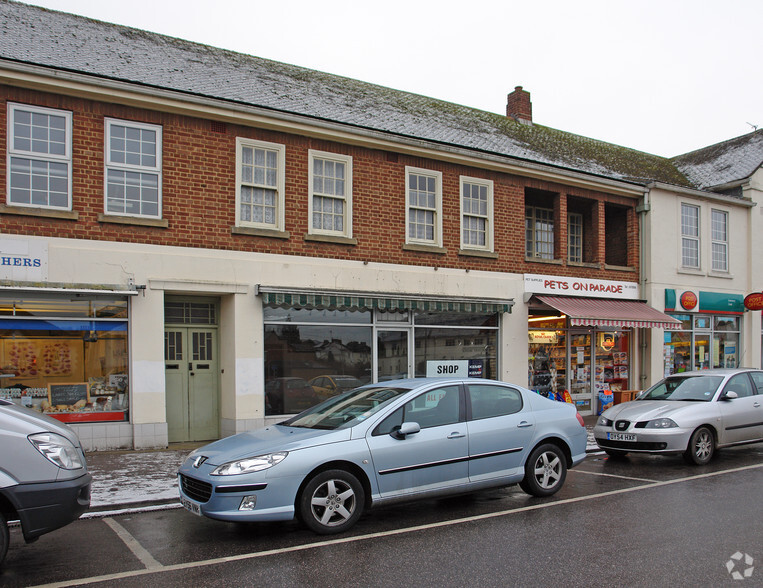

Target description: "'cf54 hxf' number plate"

left=607, top=432, right=636, bottom=442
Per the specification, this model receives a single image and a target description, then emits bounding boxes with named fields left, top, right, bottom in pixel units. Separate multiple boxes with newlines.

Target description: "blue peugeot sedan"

left=178, top=378, right=587, bottom=534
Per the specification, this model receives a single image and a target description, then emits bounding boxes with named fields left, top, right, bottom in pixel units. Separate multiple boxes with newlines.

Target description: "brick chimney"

left=506, top=86, right=532, bottom=123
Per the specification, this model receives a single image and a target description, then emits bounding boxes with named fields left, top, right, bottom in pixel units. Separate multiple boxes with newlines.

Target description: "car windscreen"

left=283, top=386, right=411, bottom=430
left=639, top=375, right=723, bottom=402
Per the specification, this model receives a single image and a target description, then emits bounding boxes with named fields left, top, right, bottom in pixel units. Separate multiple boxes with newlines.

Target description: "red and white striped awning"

left=534, top=296, right=681, bottom=329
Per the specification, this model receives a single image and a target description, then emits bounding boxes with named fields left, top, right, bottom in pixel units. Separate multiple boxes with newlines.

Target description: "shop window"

left=263, top=306, right=499, bottom=415
left=7, top=103, right=72, bottom=210
left=264, top=318, right=373, bottom=415
left=414, top=327, right=498, bottom=379
left=529, top=329, right=566, bottom=399
left=665, top=313, right=741, bottom=374
left=594, top=331, right=629, bottom=393
left=0, top=296, right=129, bottom=422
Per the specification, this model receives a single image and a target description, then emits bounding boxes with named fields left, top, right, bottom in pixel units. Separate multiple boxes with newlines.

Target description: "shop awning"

left=256, top=285, right=513, bottom=314
left=534, top=296, right=681, bottom=329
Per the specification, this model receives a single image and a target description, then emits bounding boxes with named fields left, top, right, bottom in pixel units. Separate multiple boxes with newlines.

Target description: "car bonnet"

left=605, top=400, right=701, bottom=422
left=0, top=401, right=82, bottom=446
left=192, top=424, right=353, bottom=465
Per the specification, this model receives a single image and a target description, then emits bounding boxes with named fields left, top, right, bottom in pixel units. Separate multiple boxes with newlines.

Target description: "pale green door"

left=165, top=326, right=220, bottom=442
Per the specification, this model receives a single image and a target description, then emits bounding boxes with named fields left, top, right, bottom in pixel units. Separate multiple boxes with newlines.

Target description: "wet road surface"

left=2, top=445, right=762, bottom=587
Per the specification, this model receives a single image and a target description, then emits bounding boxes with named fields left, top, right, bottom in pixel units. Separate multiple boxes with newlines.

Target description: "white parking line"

left=102, top=517, right=163, bottom=571
left=32, top=462, right=763, bottom=588
left=569, top=469, right=660, bottom=483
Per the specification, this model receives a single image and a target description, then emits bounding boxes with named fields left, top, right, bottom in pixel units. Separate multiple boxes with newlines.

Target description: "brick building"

left=0, top=1, right=759, bottom=449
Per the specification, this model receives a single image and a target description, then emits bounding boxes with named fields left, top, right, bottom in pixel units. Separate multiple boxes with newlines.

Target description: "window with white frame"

left=406, top=167, right=442, bottom=246
left=711, top=209, right=728, bottom=272
left=525, top=206, right=554, bottom=259
left=7, top=103, right=72, bottom=209
left=681, top=203, right=700, bottom=268
left=309, top=150, right=352, bottom=237
left=460, top=177, right=493, bottom=251
left=568, top=212, right=583, bottom=263
left=105, top=119, right=162, bottom=218
left=236, top=138, right=285, bottom=230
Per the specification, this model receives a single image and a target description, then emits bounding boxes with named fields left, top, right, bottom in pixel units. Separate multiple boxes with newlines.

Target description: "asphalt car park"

left=2, top=443, right=762, bottom=587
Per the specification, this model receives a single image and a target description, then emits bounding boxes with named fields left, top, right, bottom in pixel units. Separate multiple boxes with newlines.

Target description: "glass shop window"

left=0, top=296, right=129, bottom=422
left=263, top=306, right=373, bottom=416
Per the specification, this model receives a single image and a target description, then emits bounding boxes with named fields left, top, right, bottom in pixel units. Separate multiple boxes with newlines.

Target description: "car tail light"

left=576, top=413, right=585, bottom=427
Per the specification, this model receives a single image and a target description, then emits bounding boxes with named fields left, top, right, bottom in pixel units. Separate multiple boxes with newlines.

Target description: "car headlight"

left=211, top=452, right=288, bottom=476
left=644, top=418, right=678, bottom=429
left=597, top=416, right=613, bottom=427
left=28, top=432, right=85, bottom=470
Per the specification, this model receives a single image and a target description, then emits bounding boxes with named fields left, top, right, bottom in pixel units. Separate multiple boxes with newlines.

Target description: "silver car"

left=594, top=368, right=763, bottom=465
left=178, top=378, right=587, bottom=534
left=0, top=399, right=91, bottom=565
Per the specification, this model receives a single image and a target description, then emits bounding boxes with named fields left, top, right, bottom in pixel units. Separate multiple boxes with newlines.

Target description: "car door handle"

left=517, top=421, right=533, bottom=428
left=447, top=432, right=466, bottom=439
left=754, top=402, right=761, bottom=408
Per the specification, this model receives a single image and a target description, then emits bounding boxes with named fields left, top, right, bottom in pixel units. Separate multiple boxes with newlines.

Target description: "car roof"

left=366, top=377, right=513, bottom=388
left=666, top=368, right=761, bottom=378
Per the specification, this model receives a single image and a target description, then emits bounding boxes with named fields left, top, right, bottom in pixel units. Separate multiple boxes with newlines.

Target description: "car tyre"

left=299, top=469, right=364, bottom=535
left=604, top=449, right=629, bottom=458
left=0, top=511, right=9, bottom=566
left=519, top=443, right=567, bottom=497
left=683, top=426, right=714, bottom=465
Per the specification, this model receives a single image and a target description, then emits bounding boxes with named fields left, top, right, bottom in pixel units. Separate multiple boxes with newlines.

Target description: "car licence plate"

left=607, top=432, right=636, bottom=442
left=180, top=495, right=202, bottom=516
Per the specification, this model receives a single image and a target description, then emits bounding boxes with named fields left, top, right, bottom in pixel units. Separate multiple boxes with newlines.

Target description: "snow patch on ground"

left=86, top=449, right=192, bottom=508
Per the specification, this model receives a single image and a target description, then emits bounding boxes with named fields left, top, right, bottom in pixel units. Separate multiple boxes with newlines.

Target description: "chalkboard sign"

left=48, top=382, right=89, bottom=406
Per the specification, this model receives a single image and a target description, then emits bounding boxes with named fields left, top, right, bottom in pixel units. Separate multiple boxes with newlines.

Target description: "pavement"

left=83, top=415, right=601, bottom=518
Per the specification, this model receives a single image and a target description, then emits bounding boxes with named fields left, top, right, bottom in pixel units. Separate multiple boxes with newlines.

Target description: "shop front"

left=526, top=274, right=679, bottom=415
left=663, top=289, right=745, bottom=376
left=0, top=289, right=133, bottom=423
left=258, top=287, right=512, bottom=417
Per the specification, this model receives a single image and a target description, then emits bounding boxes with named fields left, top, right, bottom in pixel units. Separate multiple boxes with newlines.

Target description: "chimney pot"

left=507, top=86, right=532, bottom=123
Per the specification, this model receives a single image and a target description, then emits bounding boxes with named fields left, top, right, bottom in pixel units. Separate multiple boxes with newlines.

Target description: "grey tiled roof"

left=671, top=130, right=763, bottom=190
left=0, top=1, right=757, bottom=191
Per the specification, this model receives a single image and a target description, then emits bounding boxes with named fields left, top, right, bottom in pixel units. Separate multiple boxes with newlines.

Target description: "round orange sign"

left=744, top=292, right=763, bottom=311
left=680, top=291, right=698, bottom=311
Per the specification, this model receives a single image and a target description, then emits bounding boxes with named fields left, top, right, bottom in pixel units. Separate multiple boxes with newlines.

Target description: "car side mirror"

left=721, top=390, right=738, bottom=401
left=392, top=421, right=421, bottom=439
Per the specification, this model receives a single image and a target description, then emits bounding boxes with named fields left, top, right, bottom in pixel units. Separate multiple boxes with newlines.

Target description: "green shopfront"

left=258, top=287, right=512, bottom=417
left=663, top=289, right=745, bottom=376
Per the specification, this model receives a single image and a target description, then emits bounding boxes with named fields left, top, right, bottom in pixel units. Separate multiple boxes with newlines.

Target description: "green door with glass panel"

left=164, top=300, right=220, bottom=442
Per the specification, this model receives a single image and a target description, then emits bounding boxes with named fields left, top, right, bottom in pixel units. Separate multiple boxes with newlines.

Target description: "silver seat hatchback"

left=594, top=368, right=763, bottom=464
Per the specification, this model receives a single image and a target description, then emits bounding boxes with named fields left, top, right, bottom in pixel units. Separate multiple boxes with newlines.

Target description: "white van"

left=0, top=399, right=91, bottom=565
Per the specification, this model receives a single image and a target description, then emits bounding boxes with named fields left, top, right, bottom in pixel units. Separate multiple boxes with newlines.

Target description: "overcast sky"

left=19, top=0, right=763, bottom=158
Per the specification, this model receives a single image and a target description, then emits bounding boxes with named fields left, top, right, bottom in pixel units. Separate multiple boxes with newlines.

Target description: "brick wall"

left=1, top=87, right=640, bottom=281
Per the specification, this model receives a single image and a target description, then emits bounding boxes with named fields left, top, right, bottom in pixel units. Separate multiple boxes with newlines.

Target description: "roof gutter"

left=0, top=59, right=645, bottom=198
left=645, top=181, right=757, bottom=208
